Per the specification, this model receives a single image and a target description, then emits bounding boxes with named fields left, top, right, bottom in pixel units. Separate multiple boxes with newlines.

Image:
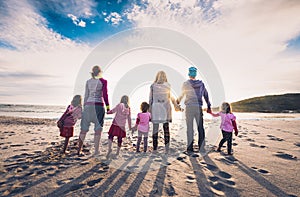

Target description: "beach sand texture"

left=0, top=116, right=299, bottom=197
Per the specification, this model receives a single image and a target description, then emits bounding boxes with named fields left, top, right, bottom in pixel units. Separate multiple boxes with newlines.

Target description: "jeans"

left=185, top=106, right=205, bottom=152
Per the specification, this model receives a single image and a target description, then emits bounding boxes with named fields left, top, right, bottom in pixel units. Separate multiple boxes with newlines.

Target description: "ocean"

left=1, top=104, right=300, bottom=121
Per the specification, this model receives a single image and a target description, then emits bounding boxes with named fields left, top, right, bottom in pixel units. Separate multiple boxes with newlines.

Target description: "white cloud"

left=67, top=14, right=86, bottom=27
left=124, top=0, right=300, bottom=102
left=0, top=0, right=92, bottom=105
left=36, top=0, right=97, bottom=19
left=105, top=12, right=123, bottom=26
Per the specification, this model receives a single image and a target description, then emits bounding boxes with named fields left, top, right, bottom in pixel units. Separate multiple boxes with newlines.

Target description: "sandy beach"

left=0, top=115, right=299, bottom=197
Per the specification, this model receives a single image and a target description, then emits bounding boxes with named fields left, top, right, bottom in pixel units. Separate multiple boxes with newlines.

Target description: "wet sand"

left=0, top=115, right=299, bottom=196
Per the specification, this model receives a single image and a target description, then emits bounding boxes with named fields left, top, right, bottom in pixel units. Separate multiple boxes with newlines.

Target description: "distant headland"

left=231, top=93, right=300, bottom=113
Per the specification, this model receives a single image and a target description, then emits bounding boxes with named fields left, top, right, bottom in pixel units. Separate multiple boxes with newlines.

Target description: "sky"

left=0, top=0, right=300, bottom=108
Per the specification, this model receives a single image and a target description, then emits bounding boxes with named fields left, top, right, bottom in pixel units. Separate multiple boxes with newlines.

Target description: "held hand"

left=206, top=108, right=212, bottom=114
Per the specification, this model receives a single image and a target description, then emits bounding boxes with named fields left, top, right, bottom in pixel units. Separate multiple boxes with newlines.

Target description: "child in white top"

left=209, top=102, right=238, bottom=155
left=132, top=102, right=151, bottom=152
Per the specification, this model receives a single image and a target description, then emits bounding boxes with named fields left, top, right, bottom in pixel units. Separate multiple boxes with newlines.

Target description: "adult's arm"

left=176, top=83, right=186, bottom=104
left=127, top=108, right=132, bottom=130
left=84, top=81, right=89, bottom=104
left=149, top=84, right=153, bottom=112
left=100, top=78, right=110, bottom=111
left=203, top=85, right=211, bottom=112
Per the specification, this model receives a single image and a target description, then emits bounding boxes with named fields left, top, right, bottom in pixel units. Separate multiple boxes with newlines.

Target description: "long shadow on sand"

left=235, top=157, right=295, bottom=197
left=202, top=155, right=240, bottom=196
left=0, top=141, right=91, bottom=197
left=91, top=155, right=147, bottom=196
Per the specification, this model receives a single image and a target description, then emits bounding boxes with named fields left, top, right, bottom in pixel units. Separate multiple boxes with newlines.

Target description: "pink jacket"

left=59, top=105, right=82, bottom=127
left=218, top=112, right=236, bottom=132
left=107, top=103, right=132, bottom=130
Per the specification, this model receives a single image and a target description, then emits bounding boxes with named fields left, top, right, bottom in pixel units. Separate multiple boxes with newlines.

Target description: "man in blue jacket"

left=177, top=66, right=212, bottom=153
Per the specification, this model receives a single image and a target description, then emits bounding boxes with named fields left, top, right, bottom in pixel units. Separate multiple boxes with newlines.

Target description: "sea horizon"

left=1, top=103, right=300, bottom=121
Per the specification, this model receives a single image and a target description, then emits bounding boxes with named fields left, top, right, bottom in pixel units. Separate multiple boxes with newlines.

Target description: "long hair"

left=154, top=71, right=168, bottom=84
left=91, top=65, right=102, bottom=78
left=120, top=95, right=130, bottom=108
left=220, top=102, right=231, bottom=114
left=71, top=95, right=82, bottom=107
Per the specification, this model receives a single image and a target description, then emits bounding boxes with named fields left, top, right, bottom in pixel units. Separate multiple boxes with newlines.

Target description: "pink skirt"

left=60, top=126, right=74, bottom=138
left=108, top=124, right=126, bottom=138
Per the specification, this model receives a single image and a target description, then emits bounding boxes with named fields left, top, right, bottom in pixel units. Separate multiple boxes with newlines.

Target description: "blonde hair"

left=71, top=95, right=82, bottom=107
left=220, top=102, right=231, bottom=114
left=154, top=71, right=168, bottom=84
left=120, top=95, right=130, bottom=108
left=91, top=65, right=102, bottom=78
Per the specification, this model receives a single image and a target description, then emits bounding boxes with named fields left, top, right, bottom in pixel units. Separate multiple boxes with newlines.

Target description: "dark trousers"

left=152, top=122, right=170, bottom=150
left=218, top=130, right=233, bottom=154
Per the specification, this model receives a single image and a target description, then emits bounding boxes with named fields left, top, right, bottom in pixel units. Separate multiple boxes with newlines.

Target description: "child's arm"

left=132, top=116, right=139, bottom=132
left=107, top=104, right=118, bottom=114
left=209, top=111, right=220, bottom=117
left=232, top=120, right=238, bottom=136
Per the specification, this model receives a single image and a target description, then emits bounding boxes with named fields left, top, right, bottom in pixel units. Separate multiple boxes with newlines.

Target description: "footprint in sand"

left=185, top=174, right=196, bottom=183
left=10, top=144, right=25, bottom=147
left=251, top=167, right=270, bottom=175
left=294, top=142, right=300, bottom=147
left=274, top=152, right=297, bottom=161
left=267, top=135, right=284, bottom=141
left=87, top=178, right=103, bottom=187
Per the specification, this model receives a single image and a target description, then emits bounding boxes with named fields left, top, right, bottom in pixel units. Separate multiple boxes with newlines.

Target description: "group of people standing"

left=58, top=65, right=238, bottom=158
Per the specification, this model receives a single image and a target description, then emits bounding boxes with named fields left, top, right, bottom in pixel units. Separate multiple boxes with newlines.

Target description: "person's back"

left=85, top=78, right=106, bottom=104
left=110, top=103, right=130, bottom=128
left=137, top=112, right=151, bottom=132
left=183, top=79, right=207, bottom=107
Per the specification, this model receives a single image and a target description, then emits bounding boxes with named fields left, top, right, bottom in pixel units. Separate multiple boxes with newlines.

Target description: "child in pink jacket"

left=209, top=102, right=238, bottom=155
left=106, top=95, right=132, bottom=158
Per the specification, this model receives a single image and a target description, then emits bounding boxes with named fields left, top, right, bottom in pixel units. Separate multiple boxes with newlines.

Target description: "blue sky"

left=0, top=0, right=300, bottom=106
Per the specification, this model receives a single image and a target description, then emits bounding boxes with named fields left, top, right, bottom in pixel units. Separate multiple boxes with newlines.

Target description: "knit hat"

left=188, top=66, right=197, bottom=78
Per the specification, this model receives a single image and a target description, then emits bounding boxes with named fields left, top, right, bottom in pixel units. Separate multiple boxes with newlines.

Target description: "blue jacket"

left=178, top=79, right=211, bottom=108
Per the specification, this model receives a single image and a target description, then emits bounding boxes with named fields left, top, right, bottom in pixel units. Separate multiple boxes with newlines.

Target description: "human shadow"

left=89, top=154, right=139, bottom=197
left=188, top=156, right=216, bottom=196
left=202, top=155, right=240, bottom=196
left=234, top=156, right=294, bottom=197
left=0, top=140, right=90, bottom=197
